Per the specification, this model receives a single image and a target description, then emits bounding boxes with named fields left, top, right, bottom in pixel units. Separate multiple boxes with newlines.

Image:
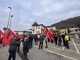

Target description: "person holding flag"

left=1, top=28, right=20, bottom=60
left=8, top=36, right=20, bottom=60
left=44, top=26, right=54, bottom=42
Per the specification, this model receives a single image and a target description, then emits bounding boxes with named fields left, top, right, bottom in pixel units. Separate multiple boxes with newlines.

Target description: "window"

left=75, top=30, right=78, bottom=32
left=38, top=27, right=40, bottom=29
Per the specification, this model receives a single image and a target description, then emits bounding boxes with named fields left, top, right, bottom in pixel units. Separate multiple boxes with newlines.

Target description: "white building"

left=32, top=22, right=44, bottom=34
left=32, top=22, right=58, bottom=34
left=69, top=27, right=80, bottom=33
left=47, top=26, right=57, bottom=31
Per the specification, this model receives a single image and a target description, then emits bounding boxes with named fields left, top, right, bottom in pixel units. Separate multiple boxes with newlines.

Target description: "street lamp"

left=7, top=7, right=12, bottom=29
left=9, top=15, right=13, bottom=29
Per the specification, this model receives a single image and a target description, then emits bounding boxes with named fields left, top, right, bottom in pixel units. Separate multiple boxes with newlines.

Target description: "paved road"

left=20, top=43, right=61, bottom=60
left=19, top=38, right=80, bottom=60
left=28, top=46, right=61, bottom=60
left=1, top=38, right=80, bottom=60
left=0, top=45, right=21, bottom=60
left=44, top=38, right=80, bottom=60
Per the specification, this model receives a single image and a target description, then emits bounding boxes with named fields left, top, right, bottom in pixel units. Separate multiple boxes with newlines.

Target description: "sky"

left=0, top=0, right=80, bottom=31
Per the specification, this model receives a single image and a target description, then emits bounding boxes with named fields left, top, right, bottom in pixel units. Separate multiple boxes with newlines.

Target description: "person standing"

left=44, top=36, right=48, bottom=48
left=29, top=34, right=33, bottom=49
left=54, top=34, right=58, bottom=45
left=62, top=34, right=66, bottom=46
left=8, top=36, right=20, bottom=60
left=34, top=34, right=38, bottom=45
left=16, top=36, right=21, bottom=52
left=39, top=34, right=44, bottom=49
left=58, top=35, right=62, bottom=46
left=37, top=34, right=40, bottom=44
left=65, top=33, right=70, bottom=49
left=23, top=36, right=29, bottom=57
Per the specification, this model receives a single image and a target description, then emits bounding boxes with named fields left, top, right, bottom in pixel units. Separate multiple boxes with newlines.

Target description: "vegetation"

left=50, top=16, right=80, bottom=29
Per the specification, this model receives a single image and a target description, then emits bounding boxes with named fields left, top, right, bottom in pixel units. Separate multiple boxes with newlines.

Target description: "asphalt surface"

left=0, top=45, right=21, bottom=60
left=19, top=38, right=80, bottom=60
left=20, top=43, right=61, bottom=60
left=1, top=38, right=80, bottom=60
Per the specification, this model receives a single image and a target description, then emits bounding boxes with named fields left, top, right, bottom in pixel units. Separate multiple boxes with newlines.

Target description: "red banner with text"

left=44, top=27, right=54, bottom=40
left=2, top=29, right=15, bottom=45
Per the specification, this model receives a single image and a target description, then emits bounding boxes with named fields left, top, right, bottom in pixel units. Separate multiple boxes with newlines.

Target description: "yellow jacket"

left=65, top=35, right=69, bottom=41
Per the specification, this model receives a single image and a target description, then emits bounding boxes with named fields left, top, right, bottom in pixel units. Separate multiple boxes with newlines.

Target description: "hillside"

left=51, top=16, right=80, bottom=29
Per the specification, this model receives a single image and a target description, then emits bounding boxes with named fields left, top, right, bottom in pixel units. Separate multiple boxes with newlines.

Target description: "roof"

left=32, top=22, right=44, bottom=26
left=32, top=22, right=38, bottom=26
left=38, top=24, right=44, bottom=26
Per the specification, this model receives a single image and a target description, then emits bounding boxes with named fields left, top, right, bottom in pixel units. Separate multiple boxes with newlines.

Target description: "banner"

left=15, top=32, right=18, bottom=37
left=19, top=34, right=24, bottom=39
left=0, top=30, right=4, bottom=41
left=44, top=27, right=54, bottom=40
left=2, top=28, right=15, bottom=45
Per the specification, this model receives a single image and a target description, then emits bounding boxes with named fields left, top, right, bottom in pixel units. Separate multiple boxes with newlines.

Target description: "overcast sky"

left=0, top=0, right=80, bottom=31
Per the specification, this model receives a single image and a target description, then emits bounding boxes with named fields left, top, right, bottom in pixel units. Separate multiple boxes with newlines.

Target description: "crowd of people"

left=33, top=33, right=70, bottom=50
left=34, top=34, right=48, bottom=49
left=7, top=34, right=34, bottom=60
left=54, top=33, right=70, bottom=49
left=0, top=32, right=70, bottom=60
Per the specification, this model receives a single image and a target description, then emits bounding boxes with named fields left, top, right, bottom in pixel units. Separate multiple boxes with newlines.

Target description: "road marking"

left=49, top=46, right=63, bottom=50
left=34, top=43, right=75, bottom=52
left=48, top=42, right=73, bottom=51
left=43, top=49, right=77, bottom=60
left=72, top=39, right=80, bottom=54
left=62, top=46, right=65, bottom=50
left=34, top=44, right=79, bottom=60
left=50, top=45, right=77, bottom=53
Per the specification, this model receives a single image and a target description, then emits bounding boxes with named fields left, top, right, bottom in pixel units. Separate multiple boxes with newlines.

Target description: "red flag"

left=15, top=32, right=18, bottom=37
left=19, top=34, right=24, bottom=39
left=44, top=27, right=54, bottom=40
left=2, top=28, right=15, bottom=45
left=0, top=30, right=4, bottom=41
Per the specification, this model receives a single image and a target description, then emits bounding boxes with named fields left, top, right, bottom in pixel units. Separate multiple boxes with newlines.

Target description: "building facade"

left=32, top=22, right=58, bottom=34
left=32, top=22, right=44, bottom=34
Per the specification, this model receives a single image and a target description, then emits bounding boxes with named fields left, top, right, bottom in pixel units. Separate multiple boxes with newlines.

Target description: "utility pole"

left=9, top=15, right=13, bottom=29
left=7, top=7, right=12, bottom=29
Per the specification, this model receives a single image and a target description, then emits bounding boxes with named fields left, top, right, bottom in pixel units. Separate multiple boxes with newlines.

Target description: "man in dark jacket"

left=29, top=34, right=33, bottom=49
left=23, top=36, right=29, bottom=57
left=58, top=35, right=62, bottom=46
left=16, top=36, right=21, bottom=52
left=54, top=34, right=58, bottom=45
left=8, top=36, right=20, bottom=60
left=34, top=34, right=38, bottom=45
left=62, top=34, right=66, bottom=46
